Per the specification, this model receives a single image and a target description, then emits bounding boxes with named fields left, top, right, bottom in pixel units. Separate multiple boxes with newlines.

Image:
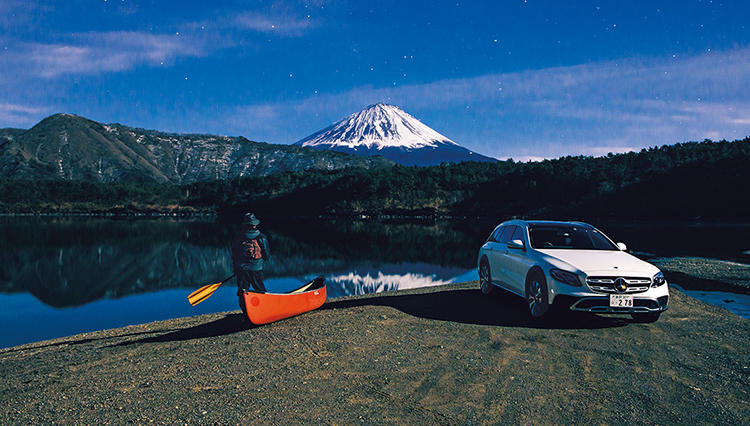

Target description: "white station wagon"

left=477, top=220, right=669, bottom=322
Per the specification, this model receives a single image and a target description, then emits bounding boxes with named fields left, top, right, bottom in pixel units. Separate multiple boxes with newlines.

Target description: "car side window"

left=490, top=226, right=507, bottom=242
left=498, top=225, right=515, bottom=244
left=510, top=226, right=525, bottom=243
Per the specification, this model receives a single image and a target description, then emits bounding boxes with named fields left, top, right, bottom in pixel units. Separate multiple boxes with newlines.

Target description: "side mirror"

left=617, top=242, right=627, bottom=251
left=507, top=239, right=525, bottom=250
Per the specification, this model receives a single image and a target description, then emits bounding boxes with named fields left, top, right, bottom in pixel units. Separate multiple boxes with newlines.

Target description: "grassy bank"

left=0, top=282, right=747, bottom=424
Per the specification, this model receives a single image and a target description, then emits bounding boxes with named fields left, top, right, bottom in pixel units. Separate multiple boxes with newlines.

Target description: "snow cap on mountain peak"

left=296, top=103, right=458, bottom=150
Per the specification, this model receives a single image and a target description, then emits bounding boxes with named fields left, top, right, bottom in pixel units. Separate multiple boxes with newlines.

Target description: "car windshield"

left=528, top=224, right=618, bottom=250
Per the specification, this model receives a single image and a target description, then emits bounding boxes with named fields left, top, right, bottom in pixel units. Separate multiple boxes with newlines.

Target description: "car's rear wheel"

left=479, top=258, right=493, bottom=295
left=631, top=312, right=661, bottom=323
left=525, top=270, right=550, bottom=318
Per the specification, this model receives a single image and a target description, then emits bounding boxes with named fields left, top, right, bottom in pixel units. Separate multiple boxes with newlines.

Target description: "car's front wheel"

left=479, top=258, right=493, bottom=295
left=525, top=269, right=550, bottom=318
left=631, top=312, right=661, bottom=323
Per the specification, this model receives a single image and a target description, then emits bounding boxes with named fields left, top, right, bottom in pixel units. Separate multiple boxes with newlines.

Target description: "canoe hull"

left=241, top=282, right=327, bottom=325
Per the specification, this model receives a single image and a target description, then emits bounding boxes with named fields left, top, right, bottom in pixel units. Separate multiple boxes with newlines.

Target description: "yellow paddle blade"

left=187, top=282, right=222, bottom=306
left=289, top=282, right=314, bottom=294
left=289, top=277, right=324, bottom=294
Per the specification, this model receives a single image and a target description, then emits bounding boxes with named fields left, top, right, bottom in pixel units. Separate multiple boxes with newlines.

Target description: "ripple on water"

left=671, top=284, right=750, bottom=319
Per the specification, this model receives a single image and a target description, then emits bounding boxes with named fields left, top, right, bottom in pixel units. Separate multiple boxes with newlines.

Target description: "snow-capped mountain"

left=295, top=104, right=497, bottom=166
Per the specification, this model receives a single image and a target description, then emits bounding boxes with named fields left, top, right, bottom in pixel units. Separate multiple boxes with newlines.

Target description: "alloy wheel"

left=527, top=280, right=539, bottom=315
left=526, top=278, right=547, bottom=318
left=479, top=261, right=492, bottom=295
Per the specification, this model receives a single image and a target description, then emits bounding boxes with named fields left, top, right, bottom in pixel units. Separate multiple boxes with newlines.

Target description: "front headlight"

left=652, top=271, right=666, bottom=287
left=549, top=268, right=582, bottom=287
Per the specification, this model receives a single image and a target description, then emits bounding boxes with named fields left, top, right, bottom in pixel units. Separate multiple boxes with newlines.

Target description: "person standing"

left=231, top=213, right=271, bottom=306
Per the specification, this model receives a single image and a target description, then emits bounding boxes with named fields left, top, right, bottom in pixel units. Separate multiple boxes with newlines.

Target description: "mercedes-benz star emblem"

left=614, top=278, right=628, bottom=293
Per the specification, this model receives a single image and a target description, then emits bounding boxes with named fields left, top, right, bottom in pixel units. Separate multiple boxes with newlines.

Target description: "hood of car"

left=536, top=249, right=660, bottom=276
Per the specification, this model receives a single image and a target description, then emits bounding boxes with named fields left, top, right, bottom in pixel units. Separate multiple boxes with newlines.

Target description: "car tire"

left=631, top=312, right=661, bottom=323
left=479, top=258, right=493, bottom=295
left=525, top=269, right=550, bottom=318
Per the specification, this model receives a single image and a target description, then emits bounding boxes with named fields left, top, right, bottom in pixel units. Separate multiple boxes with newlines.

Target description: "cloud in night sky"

left=232, top=11, right=315, bottom=36
left=4, top=31, right=206, bottom=78
left=227, top=47, right=750, bottom=159
left=0, top=103, right=50, bottom=127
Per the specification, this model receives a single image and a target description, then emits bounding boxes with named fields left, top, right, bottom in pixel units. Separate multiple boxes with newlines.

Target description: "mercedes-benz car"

left=477, top=220, right=669, bottom=322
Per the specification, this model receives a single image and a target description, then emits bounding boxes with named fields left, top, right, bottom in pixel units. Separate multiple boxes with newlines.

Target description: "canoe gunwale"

left=241, top=278, right=327, bottom=325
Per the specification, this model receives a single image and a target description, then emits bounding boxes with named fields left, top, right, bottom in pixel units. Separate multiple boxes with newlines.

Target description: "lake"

left=1, top=216, right=748, bottom=348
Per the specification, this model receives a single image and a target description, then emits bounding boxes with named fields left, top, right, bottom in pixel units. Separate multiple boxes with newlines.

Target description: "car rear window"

left=529, top=224, right=617, bottom=250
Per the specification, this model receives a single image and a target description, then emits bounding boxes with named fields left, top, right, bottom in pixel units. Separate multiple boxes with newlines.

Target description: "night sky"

left=1, top=0, right=749, bottom=160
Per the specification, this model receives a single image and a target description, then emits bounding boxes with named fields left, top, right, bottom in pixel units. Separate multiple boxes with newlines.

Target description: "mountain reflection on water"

left=322, top=264, right=478, bottom=298
left=3, top=217, right=750, bottom=308
left=0, top=217, right=485, bottom=308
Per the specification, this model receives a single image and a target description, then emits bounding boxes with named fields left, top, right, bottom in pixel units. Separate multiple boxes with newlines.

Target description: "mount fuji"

left=295, top=104, right=497, bottom=166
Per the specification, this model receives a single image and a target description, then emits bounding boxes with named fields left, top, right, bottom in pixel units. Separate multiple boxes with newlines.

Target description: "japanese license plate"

left=610, top=294, right=633, bottom=307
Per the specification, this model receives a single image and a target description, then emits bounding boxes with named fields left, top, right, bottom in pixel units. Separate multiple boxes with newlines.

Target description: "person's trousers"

left=237, top=269, right=266, bottom=291
left=237, top=268, right=266, bottom=313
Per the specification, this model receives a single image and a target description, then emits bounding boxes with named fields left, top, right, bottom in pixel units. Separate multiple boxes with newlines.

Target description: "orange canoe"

left=241, top=277, right=327, bottom=325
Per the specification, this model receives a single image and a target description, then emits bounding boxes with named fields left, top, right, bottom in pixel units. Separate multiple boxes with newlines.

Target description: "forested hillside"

left=2, top=138, right=748, bottom=220
left=0, top=114, right=392, bottom=183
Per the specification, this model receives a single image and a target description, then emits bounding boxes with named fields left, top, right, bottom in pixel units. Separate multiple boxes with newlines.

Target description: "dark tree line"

left=2, top=137, right=749, bottom=220
left=187, top=138, right=750, bottom=220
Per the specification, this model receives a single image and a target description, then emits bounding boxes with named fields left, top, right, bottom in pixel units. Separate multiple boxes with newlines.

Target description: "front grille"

left=585, top=276, right=651, bottom=294
left=576, top=299, right=608, bottom=309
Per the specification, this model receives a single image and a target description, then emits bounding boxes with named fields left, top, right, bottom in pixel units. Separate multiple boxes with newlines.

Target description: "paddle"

left=289, top=281, right=315, bottom=294
left=187, top=274, right=235, bottom=306
left=289, top=276, right=325, bottom=294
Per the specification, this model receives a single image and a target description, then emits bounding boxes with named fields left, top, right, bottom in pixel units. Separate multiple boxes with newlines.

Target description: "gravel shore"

left=1, top=282, right=748, bottom=424
left=650, top=256, right=750, bottom=293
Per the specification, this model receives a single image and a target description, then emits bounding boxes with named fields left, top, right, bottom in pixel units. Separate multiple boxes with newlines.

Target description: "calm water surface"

left=1, top=217, right=748, bottom=348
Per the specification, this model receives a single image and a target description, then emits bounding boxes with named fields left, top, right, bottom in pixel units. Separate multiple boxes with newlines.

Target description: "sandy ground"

left=1, top=282, right=748, bottom=425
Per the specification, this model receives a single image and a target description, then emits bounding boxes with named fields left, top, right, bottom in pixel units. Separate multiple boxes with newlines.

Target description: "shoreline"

left=1, top=282, right=748, bottom=424
left=3, top=280, right=746, bottom=354
left=2, top=252, right=749, bottom=351
left=3, top=211, right=750, bottom=226
left=650, top=256, right=750, bottom=292
left=3, top=252, right=750, bottom=350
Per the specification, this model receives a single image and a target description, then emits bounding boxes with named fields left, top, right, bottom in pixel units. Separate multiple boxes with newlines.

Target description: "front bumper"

left=567, top=295, right=669, bottom=313
left=548, top=275, right=670, bottom=314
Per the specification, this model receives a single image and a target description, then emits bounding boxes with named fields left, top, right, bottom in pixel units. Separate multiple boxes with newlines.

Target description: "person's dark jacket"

left=231, top=229, right=270, bottom=272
